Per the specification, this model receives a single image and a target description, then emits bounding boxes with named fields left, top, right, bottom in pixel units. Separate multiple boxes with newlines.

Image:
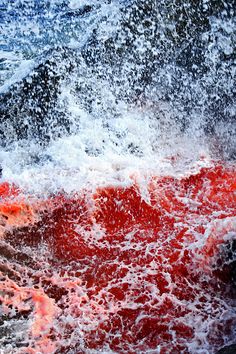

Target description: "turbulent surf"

left=0, top=1, right=235, bottom=353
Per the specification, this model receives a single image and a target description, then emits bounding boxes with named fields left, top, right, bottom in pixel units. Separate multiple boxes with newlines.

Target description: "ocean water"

left=0, top=0, right=235, bottom=193
left=0, top=1, right=235, bottom=353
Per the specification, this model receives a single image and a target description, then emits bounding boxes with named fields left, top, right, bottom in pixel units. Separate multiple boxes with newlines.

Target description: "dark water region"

left=0, top=0, right=235, bottom=158
left=0, top=1, right=236, bottom=353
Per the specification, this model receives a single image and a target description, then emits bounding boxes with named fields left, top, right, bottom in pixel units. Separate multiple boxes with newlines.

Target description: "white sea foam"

left=0, top=97, right=211, bottom=195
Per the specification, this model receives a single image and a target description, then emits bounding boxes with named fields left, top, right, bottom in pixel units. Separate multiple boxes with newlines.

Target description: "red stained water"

left=0, top=163, right=236, bottom=353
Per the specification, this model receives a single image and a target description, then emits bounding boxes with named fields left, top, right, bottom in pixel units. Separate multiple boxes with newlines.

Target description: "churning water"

left=0, top=1, right=235, bottom=353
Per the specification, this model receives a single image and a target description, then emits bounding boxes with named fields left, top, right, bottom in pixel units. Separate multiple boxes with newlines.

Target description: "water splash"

left=0, top=1, right=235, bottom=353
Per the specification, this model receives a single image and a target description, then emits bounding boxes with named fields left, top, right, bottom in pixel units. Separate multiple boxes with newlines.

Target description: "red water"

left=0, top=163, right=236, bottom=353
